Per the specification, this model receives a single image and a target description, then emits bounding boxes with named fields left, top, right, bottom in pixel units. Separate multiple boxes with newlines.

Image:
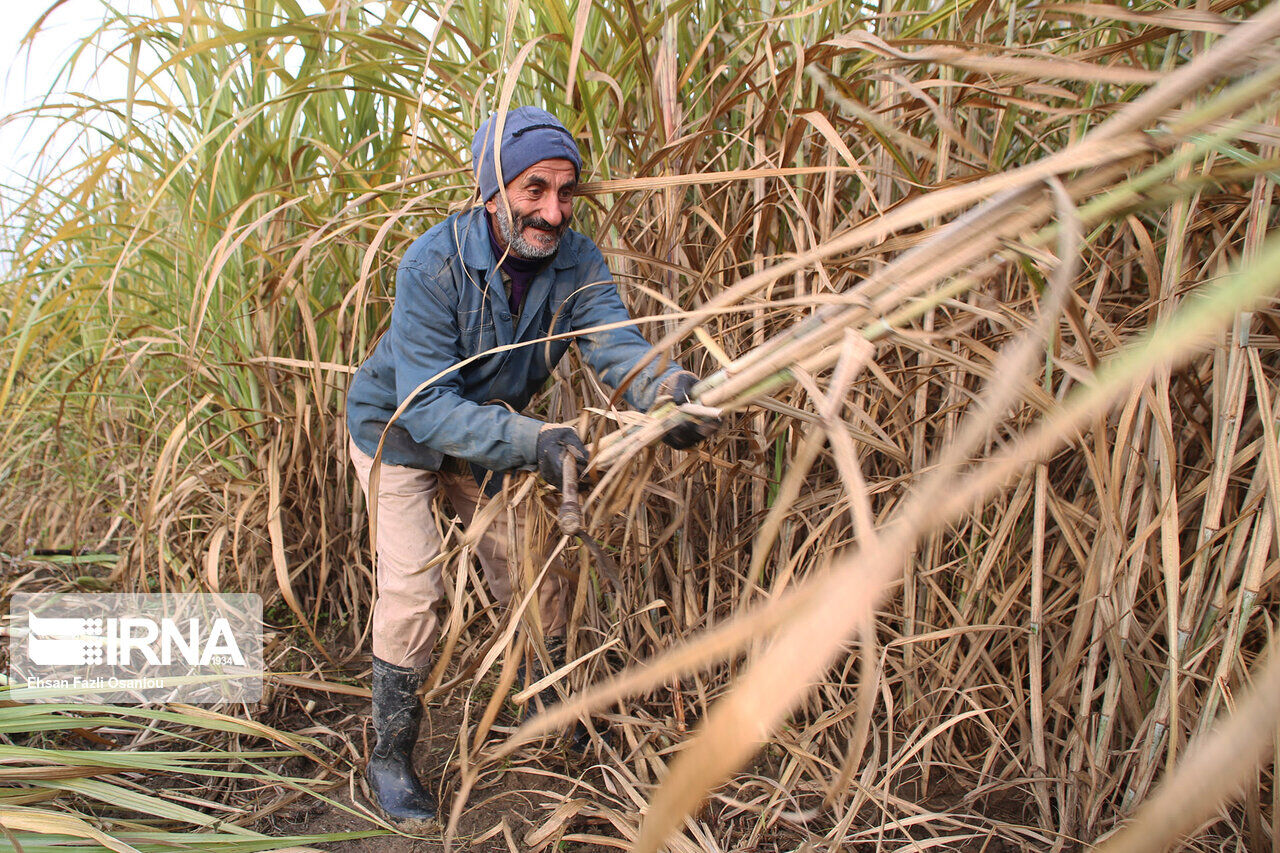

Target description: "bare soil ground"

left=260, top=686, right=1042, bottom=852
left=255, top=683, right=617, bottom=852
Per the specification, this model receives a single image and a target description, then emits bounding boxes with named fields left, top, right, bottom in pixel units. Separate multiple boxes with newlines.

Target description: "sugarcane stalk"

left=594, top=91, right=1280, bottom=474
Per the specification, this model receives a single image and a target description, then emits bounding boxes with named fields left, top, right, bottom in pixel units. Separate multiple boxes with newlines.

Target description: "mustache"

left=516, top=213, right=570, bottom=233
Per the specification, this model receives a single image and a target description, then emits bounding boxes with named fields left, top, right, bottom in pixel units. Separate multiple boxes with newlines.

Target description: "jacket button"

left=500, top=311, right=511, bottom=321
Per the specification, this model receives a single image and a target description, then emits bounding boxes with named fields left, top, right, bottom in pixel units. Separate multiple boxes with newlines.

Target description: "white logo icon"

left=28, top=615, right=105, bottom=666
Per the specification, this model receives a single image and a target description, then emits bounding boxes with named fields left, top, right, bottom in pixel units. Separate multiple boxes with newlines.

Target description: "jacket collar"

left=459, top=205, right=580, bottom=272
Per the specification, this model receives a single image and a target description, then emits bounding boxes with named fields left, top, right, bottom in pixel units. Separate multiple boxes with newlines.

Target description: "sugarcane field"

left=2, top=0, right=1280, bottom=850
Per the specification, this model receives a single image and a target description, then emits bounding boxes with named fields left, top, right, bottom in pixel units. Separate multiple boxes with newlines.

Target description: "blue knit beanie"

left=471, top=106, right=582, bottom=201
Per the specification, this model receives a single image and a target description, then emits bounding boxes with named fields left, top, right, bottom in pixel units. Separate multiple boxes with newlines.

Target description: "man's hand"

left=658, top=371, right=721, bottom=450
left=536, top=423, right=589, bottom=490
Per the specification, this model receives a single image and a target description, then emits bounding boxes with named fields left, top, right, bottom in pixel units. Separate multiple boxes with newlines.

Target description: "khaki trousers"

left=349, top=438, right=568, bottom=671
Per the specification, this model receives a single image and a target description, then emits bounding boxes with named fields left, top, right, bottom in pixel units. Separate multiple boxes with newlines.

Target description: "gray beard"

left=492, top=203, right=563, bottom=260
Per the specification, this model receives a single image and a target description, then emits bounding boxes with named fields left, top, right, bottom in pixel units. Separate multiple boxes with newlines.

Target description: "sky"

left=0, top=1, right=402, bottom=191
left=0, top=0, right=148, bottom=186
left=0, top=0, right=393, bottom=268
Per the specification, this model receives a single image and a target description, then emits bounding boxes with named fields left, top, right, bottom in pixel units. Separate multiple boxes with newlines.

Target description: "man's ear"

left=484, top=197, right=498, bottom=214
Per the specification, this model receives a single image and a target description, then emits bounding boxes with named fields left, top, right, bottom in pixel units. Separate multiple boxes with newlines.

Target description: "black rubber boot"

left=367, top=657, right=437, bottom=826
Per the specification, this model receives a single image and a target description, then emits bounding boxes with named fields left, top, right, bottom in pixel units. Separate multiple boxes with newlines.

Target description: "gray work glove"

left=658, top=371, right=721, bottom=450
left=536, top=423, right=589, bottom=490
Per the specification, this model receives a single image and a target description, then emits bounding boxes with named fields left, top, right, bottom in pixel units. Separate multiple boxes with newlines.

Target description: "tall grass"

left=2, top=0, right=1279, bottom=849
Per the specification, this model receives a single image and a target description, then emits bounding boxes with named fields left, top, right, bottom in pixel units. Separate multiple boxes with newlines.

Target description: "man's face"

left=485, top=158, right=577, bottom=259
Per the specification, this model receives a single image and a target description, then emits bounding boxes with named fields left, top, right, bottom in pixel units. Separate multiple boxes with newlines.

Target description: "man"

left=345, top=105, right=717, bottom=825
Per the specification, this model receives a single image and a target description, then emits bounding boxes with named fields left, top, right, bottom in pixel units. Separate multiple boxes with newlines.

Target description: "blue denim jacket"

left=346, top=206, right=683, bottom=472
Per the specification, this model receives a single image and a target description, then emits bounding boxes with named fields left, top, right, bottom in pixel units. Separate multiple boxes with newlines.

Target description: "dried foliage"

left=2, top=0, right=1280, bottom=850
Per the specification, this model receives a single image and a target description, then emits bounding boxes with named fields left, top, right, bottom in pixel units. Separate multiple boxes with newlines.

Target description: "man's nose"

left=537, top=195, right=563, bottom=226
